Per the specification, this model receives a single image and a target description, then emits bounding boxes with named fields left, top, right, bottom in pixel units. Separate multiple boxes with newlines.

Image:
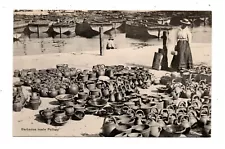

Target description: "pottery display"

left=13, top=64, right=211, bottom=137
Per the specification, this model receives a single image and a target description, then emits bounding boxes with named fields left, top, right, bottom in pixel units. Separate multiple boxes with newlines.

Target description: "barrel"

left=152, top=52, right=163, bottom=70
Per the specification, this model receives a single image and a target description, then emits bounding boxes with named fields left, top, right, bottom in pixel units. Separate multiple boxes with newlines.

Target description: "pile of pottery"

left=101, top=92, right=211, bottom=137
left=13, top=64, right=154, bottom=99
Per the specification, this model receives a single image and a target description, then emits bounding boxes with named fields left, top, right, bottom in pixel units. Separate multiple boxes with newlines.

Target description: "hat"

left=180, top=18, right=191, bottom=25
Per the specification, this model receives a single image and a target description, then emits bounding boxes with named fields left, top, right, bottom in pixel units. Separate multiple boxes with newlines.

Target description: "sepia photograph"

left=13, top=10, right=212, bottom=137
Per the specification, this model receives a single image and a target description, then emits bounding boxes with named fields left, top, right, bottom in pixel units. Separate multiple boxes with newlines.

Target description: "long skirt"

left=161, top=45, right=168, bottom=70
left=171, top=40, right=193, bottom=71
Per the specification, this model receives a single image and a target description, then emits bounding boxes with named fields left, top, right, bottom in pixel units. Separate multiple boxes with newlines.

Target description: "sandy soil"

left=13, top=43, right=211, bottom=137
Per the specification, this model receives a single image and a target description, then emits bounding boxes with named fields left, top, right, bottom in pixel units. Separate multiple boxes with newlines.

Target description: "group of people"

left=106, top=18, right=194, bottom=72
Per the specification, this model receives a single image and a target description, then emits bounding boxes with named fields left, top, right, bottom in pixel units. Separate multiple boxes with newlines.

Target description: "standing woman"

left=171, top=18, right=193, bottom=72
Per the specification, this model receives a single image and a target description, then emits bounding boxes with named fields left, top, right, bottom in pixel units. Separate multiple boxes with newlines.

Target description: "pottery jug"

left=102, top=88, right=110, bottom=97
left=90, top=89, right=102, bottom=97
left=109, top=91, right=116, bottom=102
left=102, top=116, right=117, bottom=137
left=80, top=74, right=88, bottom=82
left=105, top=69, right=114, bottom=78
left=54, top=110, right=66, bottom=119
left=179, top=115, right=191, bottom=128
left=39, top=108, right=54, bottom=124
left=65, top=106, right=75, bottom=116
left=78, top=92, right=88, bottom=100
left=13, top=101, right=24, bottom=112
left=86, top=81, right=96, bottom=90
left=203, top=120, right=211, bottom=137
left=59, top=88, right=66, bottom=95
left=31, top=92, right=40, bottom=101
left=148, top=120, right=162, bottom=137
left=68, top=84, right=79, bottom=95
left=29, top=98, right=41, bottom=110
left=97, top=69, right=105, bottom=77
left=73, top=110, right=85, bottom=120
left=40, top=87, right=49, bottom=97
left=49, top=88, right=58, bottom=98
left=115, top=91, right=123, bottom=102
left=133, top=124, right=150, bottom=137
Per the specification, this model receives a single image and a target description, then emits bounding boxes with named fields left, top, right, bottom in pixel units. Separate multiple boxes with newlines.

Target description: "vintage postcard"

left=13, top=10, right=211, bottom=137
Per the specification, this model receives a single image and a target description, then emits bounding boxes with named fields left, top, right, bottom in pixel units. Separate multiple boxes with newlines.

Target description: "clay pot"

left=149, top=124, right=162, bottom=137
left=86, top=81, right=96, bottom=90
left=115, top=91, right=123, bottom=102
left=54, top=110, right=66, bottom=119
left=68, top=84, right=79, bottom=95
left=102, top=116, right=117, bottom=137
left=39, top=108, right=54, bottom=124
left=78, top=92, right=88, bottom=100
left=97, top=69, right=105, bottom=77
left=73, top=110, right=85, bottom=120
left=29, top=99, right=41, bottom=110
left=14, top=70, right=20, bottom=77
left=49, top=88, right=58, bottom=98
left=40, top=87, right=49, bottom=97
left=59, top=88, right=66, bottom=95
left=80, top=74, right=89, bottom=82
left=90, top=89, right=102, bottom=97
left=109, top=91, right=116, bottom=102
left=30, top=92, right=40, bottom=101
left=65, top=106, right=75, bottom=116
left=13, top=101, right=24, bottom=112
left=105, top=69, right=114, bottom=78
left=102, top=88, right=110, bottom=97
left=133, top=124, right=150, bottom=137
left=88, top=72, right=97, bottom=80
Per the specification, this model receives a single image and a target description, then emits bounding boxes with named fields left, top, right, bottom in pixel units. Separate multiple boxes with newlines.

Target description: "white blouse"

left=176, top=27, right=192, bottom=43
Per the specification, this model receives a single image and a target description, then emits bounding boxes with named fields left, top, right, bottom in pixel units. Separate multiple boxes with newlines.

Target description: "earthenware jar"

left=86, top=81, right=96, bottom=90
left=13, top=100, right=24, bottom=112
left=109, top=91, right=116, bottom=102
left=54, top=110, right=66, bottom=119
left=30, top=92, right=40, bottom=101
left=40, top=87, right=49, bottom=97
left=97, top=69, right=105, bottom=77
left=90, top=89, right=102, bottom=97
left=133, top=124, right=150, bottom=137
left=73, top=109, right=85, bottom=120
left=148, top=119, right=162, bottom=137
left=29, top=97, right=41, bottom=110
left=105, top=69, right=114, bottom=78
left=102, top=88, right=110, bottom=97
left=199, top=109, right=210, bottom=125
left=102, top=116, right=117, bottom=137
left=68, top=84, right=79, bottom=95
left=58, top=88, right=66, bottom=95
left=14, top=70, right=20, bottom=77
left=65, top=106, right=75, bottom=117
left=115, top=91, right=123, bottom=102
left=203, top=120, right=211, bottom=137
left=39, top=108, right=54, bottom=124
left=49, top=88, right=58, bottom=98
left=78, top=92, right=88, bottom=100
left=88, top=71, right=97, bottom=80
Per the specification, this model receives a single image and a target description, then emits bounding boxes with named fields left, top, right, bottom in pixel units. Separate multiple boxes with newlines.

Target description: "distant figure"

left=106, top=36, right=116, bottom=50
left=161, top=31, right=169, bottom=70
left=171, top=18, right=193, bottom=72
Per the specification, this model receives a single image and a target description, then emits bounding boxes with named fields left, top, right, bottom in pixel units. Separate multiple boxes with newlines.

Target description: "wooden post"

left=37, top=25, right=39, bottom=38
left=59, top=26, right=62, bottom=38
left=99, top=26, right=104, bottom=56
left=158, top=28, right=161, bottom=40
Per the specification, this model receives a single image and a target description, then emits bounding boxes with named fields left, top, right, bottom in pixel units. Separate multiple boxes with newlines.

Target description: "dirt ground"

left=13, top=43, right=211, bottom=136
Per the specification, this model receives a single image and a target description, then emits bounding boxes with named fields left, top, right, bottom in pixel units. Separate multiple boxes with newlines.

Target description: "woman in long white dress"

left=171, top=18, right=193, bottom=71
